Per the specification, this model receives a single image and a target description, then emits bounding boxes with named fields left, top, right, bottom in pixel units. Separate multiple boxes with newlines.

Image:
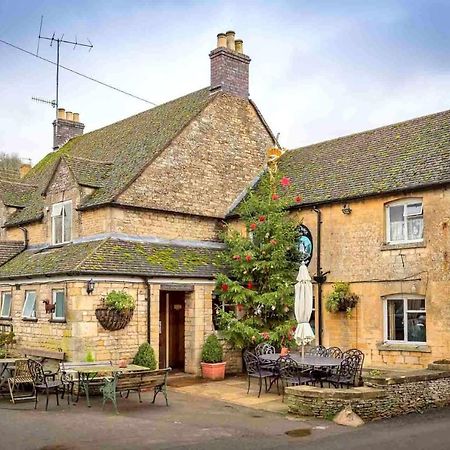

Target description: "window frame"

left=385, top=198, right=424, bottom=245
left=22, top=291, right=37, bottom=319
left=383, top=294, right=426, bottom=344
left=51, top=200, right=72, bottom=245
left=52, top=289, right=66, bottom=321
left=0, top=291, right=12, bottom=318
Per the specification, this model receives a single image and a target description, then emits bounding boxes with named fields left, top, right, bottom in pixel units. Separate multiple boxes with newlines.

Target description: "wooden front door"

left=159, top=291, right=185, bottom=370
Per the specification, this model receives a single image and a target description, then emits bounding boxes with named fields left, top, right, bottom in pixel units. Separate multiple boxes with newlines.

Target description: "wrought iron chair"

left=325, top=354, right=361, bottom=388
left=7, top=359, right=34, bottom=403
left=306, top=345, right=326, bottom=356
left=324, top=347, right=343, bottom=358
left=278, top=356, right=314, bottom=401
left=28, top=359, right=64, bottom=410
left=254, top=343, right=277, bottom=370
left=243, top=350, right=278, bottom=398
left=342, top=349, right=365, bottom=386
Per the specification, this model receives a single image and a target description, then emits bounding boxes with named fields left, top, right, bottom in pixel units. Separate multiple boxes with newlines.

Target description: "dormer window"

left=386, top=199, right=423, bottom=244
left=51, top=201, right=72, bottom=245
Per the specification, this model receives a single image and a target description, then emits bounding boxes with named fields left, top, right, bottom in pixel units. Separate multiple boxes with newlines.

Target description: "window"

left=386, top=199, right=423, bottom=244
left=52, top=290, right=65, bottom=320
left=22, top=291, right=37, bottom=319
left=384, top=296, right=426, bottom=343
left=51, top=201, right=72, bottom=244
left=1, top=292, right=12, bottom=318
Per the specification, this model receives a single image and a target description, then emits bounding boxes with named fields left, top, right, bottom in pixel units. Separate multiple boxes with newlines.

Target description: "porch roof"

left=0, top=238, right=221, bottom=280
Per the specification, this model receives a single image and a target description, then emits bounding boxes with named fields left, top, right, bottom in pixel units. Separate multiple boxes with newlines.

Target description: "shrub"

left=325, top=282, right=359, bottom=316
left=133, top=343, right=156, bottom=369
left=201, top=334, right=223, bottom=363
left=105, top=290, right=135, bottom=312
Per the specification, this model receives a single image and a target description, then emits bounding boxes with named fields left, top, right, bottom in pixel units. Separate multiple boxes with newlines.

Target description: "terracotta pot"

left=280, top=347, right=289, bottom=356
left=201, top=362, right=226, bottom=380
left=118, top=359, right=128, bottom=368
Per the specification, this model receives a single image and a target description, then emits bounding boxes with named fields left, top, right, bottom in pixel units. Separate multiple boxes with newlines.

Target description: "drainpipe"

left=19, top=226, right=29, bottom=249
left=145, top=278, right=151, bottom=344
left=312, top=207, right=328, bottom=345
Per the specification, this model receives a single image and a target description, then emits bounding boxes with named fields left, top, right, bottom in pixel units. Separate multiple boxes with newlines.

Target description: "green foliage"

left=215, top=172, right=301, bottom=349
left=0, top=331, right=15, bottom=357
left=325, top=282, right=359, bottom=316
left=85, top=351, right=95, bottom=362
left=201, top=334, right=223, bottom=363
left=133, top=343, right=157, bottom=369
left=105, top=290, right=135, bottom=312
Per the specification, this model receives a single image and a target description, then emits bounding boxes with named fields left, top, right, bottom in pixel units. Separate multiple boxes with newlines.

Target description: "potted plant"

left=325, top=282, right=359, bottom=317
left=201, top=334, right=226, bottom=380
left=95, top=290, right=135, bottom=331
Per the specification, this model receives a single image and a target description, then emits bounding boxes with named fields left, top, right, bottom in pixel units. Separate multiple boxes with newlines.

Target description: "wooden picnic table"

left=68, top=364, right=149, bottom=407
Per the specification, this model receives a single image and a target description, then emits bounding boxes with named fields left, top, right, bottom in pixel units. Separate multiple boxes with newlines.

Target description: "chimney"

left=209, top=31, right=251, bottom=98
left=53, top=108, right=85, bottom=150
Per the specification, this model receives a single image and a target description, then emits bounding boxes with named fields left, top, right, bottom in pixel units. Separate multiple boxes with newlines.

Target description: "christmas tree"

left=215, top=168, right=302, bottom=349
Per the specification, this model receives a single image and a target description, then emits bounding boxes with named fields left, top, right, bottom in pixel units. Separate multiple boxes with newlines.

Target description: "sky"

left=0, top=0, right=449, bottom=164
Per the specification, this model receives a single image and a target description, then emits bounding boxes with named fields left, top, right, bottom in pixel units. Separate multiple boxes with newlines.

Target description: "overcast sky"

left=0, top=0, right=449, bottom=164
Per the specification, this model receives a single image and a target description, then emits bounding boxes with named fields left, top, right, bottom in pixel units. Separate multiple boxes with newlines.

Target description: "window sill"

left=0, top=317, right=12, bottom=321
left=381, top=242, right=426, bottom=251
left=377, top=342, right=431, bottom=353
left=49, top=319, right=66, bottom=324
left=22, top=317, right=38, bottom=322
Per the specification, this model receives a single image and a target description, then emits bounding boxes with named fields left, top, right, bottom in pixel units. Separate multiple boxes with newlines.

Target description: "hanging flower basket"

left=95, top=307, right=134, bottom=331
left=95, top=291, right=136, bottom=331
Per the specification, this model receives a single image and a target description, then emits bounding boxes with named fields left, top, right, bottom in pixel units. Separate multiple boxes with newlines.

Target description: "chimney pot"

left=226, top=30, right=235, bottom=51
left=73, top=113, right=80, bottom=123
left=217, top=33, right=227, bottom=48
left=57, top=108, right=66, bottom=119
left=235, top=39, right=243, bottom=54
left=65, top=111, right=73, bottom=121
left=19, top=162, right=32, bottom=178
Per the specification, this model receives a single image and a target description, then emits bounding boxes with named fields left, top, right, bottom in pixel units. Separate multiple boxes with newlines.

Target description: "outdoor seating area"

left=0, top=355, right=171, bottom=413
left=243, top=344, right=365, bottom=399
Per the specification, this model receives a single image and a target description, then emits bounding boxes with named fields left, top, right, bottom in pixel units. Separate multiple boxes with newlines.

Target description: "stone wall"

left=286, top=371, right=450, bottom=421
left=118, top=93, right=273, bottom=218
left=217, top=334, right=243, bottom=374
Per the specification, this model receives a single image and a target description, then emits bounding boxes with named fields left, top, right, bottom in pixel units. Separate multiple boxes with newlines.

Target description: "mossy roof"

left=278, top=109, right=450, bottom=206
left=0, top=241, right=24, bottom=266
left=0, top=238, right=221, bottom=279
left=5, top=87, right=217, bottom=227
left=0, top=180, right=36, bottom=208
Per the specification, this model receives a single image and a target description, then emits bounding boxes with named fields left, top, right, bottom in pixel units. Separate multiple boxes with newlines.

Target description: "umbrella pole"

left=301, top=344, right=305, bottom=358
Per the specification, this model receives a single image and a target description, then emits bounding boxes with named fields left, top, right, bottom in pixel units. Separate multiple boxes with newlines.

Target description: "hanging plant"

left=95, top=290, right=135, bottom=331
left=325, top=282, right=359, bottom=316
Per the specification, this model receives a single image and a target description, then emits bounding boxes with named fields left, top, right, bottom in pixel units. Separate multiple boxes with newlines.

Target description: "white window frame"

left=51, top=200, right=72, bottom=245
left=22, top=291, right=37, bottom=319
left=1, top=292, right=12, bottom=318
left=385, top=198, right=423, bottom=244
left=52, top=289, right=65, bottom=321
left=383, top=294, right=426, bottom=344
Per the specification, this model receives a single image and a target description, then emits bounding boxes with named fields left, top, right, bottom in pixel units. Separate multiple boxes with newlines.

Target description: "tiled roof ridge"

left=290, top=108, right=450, bottom=152
left=63, top=154, right=113, bottom=165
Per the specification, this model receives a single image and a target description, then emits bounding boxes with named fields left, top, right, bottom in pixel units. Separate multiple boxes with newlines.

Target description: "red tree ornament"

left=271, top=194, right=279, bottom=201
left=221, top=283, right=229, bottom=292
left=258, top=215, right=266, bottom=222
left=250, top=223, right=257, bottom=231
left=270, top=239, right=277, bottom=245
left=232, top=254, right=241, bottom=261
left=245, top=255, right=252, bottom=262
left=280, top=176, right=291, bottom=187
left=247, top=281, right=253, bottom=289
left=295, top=195, right=302, bottom=203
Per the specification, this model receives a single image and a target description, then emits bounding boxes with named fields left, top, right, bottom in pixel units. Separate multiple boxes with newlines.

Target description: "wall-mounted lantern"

left=86, top=279, right=95, bottom=295
left=342, top=204, right=352, bottom=215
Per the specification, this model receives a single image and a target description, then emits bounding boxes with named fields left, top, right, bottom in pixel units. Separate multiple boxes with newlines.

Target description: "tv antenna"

left=35, top=15, right=93, bottom=149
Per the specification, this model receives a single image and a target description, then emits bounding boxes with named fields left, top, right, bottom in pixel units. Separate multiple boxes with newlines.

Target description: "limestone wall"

left=286, top=371, right=450, bottom=421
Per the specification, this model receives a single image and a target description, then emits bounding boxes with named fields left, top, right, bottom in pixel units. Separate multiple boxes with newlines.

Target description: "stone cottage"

left=0, top=31, right=275, bottom=374
left=0, top=30, right=449, bottom=372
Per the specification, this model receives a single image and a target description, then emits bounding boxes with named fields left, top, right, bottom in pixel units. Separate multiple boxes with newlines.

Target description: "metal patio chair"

left=243, top=350, right=278, bottom=398
left=342, top=349, right=365, bottom=386
left=28, top=359, right=64, bottom=410
left=325, top=354, right=361, bottom=388
left=278, top=355, right=314, bottom=401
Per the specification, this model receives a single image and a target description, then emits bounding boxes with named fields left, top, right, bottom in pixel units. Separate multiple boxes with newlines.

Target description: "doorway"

left=159, top=291, right=185, bottom=370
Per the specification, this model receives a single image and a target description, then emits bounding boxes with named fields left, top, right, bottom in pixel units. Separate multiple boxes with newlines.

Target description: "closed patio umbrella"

left=294, top=262, right=315, bottom=358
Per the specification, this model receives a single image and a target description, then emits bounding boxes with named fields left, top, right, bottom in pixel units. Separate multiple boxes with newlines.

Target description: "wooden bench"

left=102, top=368, right=171, bottom=413
left=23, top=348, right=65, bottom=363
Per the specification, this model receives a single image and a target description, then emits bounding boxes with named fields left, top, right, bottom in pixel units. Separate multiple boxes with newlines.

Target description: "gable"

left=117, top=93, right=274, bottom=218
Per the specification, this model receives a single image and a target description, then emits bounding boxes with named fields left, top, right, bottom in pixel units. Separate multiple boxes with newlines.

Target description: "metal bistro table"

left=70, top=364, right=149, bottom=407
left=0, top=358, right=19, bottom=391
left=259, top=353, right=342, bottom=385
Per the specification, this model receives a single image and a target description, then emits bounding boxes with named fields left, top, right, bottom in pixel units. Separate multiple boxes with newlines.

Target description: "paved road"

left=1, top=389, right=449, bottom=449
